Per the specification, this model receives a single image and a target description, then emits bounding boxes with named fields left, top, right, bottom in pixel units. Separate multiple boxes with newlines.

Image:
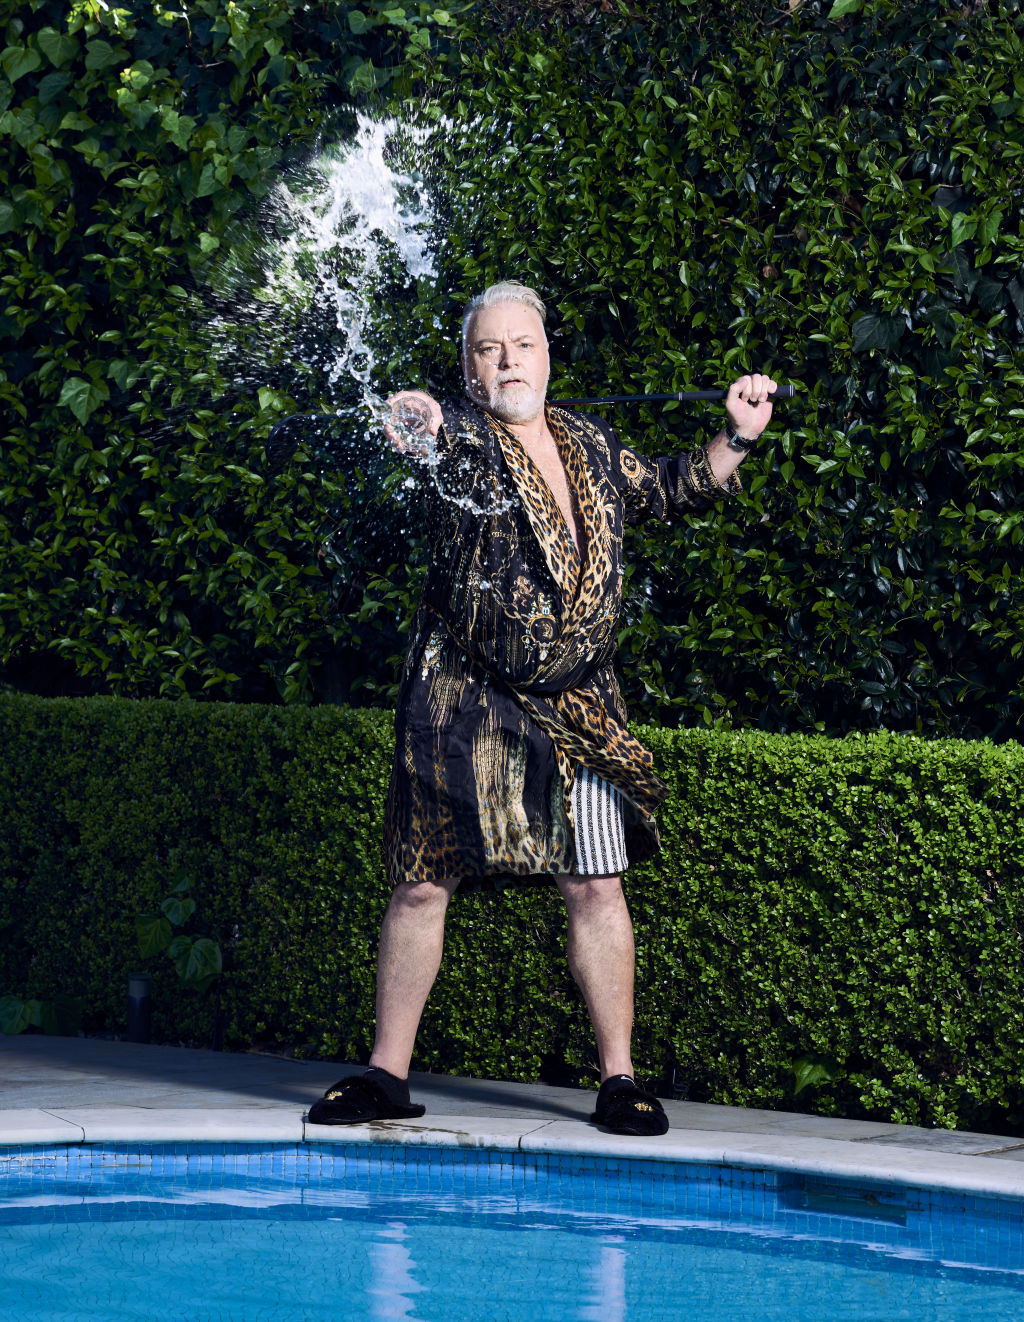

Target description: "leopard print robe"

left=383, top=398, right=740, bottom=891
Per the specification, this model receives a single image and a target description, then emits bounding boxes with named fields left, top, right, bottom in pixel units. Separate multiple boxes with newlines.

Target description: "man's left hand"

left=383, top=389, right=442, bottom=458
left=725, top=373, right=778, bottom=440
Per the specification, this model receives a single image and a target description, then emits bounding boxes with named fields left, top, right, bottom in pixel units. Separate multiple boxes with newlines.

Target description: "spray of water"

left=199, top=109, right=514, bottom=519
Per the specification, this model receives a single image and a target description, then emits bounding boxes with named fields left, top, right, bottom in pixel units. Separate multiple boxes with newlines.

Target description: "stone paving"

left=3, top=1034, right=1024, bottom=1197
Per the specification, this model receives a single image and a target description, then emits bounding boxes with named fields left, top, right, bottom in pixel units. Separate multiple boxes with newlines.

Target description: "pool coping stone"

left=4, top=1036, right=1024, bottom=1199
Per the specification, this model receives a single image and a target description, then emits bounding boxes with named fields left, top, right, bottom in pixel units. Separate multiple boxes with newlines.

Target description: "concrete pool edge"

left=4, top=1107, right=1024, bottom=1201
left=5, top=1037, right=1024, bottom=1201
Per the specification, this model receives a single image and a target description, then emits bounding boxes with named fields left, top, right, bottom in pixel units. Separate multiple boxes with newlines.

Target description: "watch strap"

left=724, top=425, right=757, bottom=451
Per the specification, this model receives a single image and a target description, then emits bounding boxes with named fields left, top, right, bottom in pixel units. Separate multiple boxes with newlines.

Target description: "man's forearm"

left=706, top=430, right=748, bottom=486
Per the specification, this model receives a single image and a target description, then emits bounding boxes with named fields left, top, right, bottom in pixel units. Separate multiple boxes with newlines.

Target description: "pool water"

left=1, top=1142, right=1023, bottom=1321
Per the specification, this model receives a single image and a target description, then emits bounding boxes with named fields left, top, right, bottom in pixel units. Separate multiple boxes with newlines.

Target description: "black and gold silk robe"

left=383, top=398, right=740, bottom=890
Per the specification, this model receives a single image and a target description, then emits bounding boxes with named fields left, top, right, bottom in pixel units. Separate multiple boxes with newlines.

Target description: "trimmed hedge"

left=3, top=691, right=1023, bottom=1132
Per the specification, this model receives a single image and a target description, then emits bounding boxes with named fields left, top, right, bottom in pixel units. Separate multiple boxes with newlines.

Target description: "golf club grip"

left=682, top=384, right=796, bottom=402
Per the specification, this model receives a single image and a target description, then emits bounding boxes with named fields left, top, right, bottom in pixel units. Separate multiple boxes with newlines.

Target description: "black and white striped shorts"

left=571, top=766, right=628, bottom=876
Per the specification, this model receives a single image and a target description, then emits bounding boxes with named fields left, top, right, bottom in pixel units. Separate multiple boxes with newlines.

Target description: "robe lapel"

left=492, top=412, right=581, bottom=607
left=547, top=408, right=613, bottom=634
left=490, top=407, right=616, bottom=670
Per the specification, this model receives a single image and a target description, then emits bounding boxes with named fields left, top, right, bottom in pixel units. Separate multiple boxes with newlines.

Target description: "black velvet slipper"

left=590, top=1074, right=669, bottom=1136
left=306, top=1067, right=426, bottom=1126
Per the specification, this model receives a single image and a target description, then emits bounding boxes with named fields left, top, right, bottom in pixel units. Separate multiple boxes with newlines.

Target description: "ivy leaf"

left=158, top=107, right=196, bottom=149
left=977, top=211, right=1003, bottom=247
left=37, top=71, right=71, bottom=105
left=828, top=0, right=863, bottom=15
left=932, top=185, right=970, bottom=215
left=950, top=212, right=977, bottom=247
left=161, top=894, right=197, bottom=926
left=136, top=913, right=173, bottom=958
left=196, top=163, right=219, bottom=197
left=792, top=1053, right=840, bottom=1095
left=36, top=28, right=79, bottom=68
left=348, top=58, right=378, bottom=92
left=851, top=313, right=902, bottom=353
left=168, top=936, right=222, bottom=992
left=168, top=871, right=192, bottom=896
left=1, top=45, right=42, bottom=82
left=0, top=995, right=32, bottom=1035
left=950, top=245, right=979, bottom=295
left=85, top=39, right=124, bottom=71
left=58, top=376, right=109, bottom=423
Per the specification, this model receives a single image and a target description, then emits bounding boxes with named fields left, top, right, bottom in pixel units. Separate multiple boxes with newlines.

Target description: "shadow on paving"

left=0, top=1034, right=589, bottom=1120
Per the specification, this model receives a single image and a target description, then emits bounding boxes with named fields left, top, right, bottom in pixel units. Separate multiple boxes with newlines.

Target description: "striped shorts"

left=571, top=766, right=628, bottom=876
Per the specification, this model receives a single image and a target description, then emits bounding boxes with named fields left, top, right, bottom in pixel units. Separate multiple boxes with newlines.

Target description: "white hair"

left=461, top=280, right=547, bottom=349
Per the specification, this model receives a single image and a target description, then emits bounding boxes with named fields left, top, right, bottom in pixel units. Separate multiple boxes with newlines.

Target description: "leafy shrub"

left=0, top=0, right=452, bottom=706
left=136, top=869, right=223, bottom=994
left=418, top=0, right=1024, bottom=737
left=2, top=0, right=1023, bottom=737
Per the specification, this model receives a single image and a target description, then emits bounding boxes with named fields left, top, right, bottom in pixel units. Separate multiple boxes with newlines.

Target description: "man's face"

left=462, top=302, right=549, bottom=425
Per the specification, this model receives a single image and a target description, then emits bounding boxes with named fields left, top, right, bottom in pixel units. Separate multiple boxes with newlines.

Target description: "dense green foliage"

left=2, top=0, right=1023, bottom=736
left=0, top=0, right=453, bottom=706
left=420, top=0, right=1024, bottom=738
left=4, top=692, right=1024, bottom=1132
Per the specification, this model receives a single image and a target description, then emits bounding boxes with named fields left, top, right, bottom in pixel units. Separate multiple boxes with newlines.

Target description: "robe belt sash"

left=428, top=609, right=668, bottom=821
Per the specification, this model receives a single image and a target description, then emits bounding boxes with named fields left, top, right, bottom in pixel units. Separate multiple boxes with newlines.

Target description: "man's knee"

left=387, top=877, right=457, bottom=915
left=557, top=872, right=626, bottom=912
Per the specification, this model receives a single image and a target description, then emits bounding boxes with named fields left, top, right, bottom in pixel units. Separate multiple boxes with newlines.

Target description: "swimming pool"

left=2, top=1141, right=1023, bottom=1321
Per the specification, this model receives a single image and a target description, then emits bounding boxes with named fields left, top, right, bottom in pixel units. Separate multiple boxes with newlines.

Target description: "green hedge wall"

left=0, top=0, right=453, bottom=707
left=421, top=0, right=1024, bottom=738
left=3, top=691, right=1024, bottom=1133
left=3, top=0, right=1024, bottom=738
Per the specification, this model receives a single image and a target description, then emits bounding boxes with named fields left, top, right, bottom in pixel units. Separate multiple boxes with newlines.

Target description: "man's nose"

left=498, top=340, right=518, bottom=367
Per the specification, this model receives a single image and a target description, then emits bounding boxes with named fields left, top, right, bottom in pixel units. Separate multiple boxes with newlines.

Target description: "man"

left=308, top=281, right=777, bottom=1135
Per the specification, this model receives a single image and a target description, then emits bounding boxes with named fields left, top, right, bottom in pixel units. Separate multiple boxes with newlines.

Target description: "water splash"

left=204, top=112, right=435, bottom=418
left=254, top=113, right=437, bottom=408
left=200, top=109, right=514, bottom=521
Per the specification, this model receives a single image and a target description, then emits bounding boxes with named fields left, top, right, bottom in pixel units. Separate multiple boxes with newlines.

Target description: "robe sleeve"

left=435, top=397, right=480, bottom=454
left=599, top=417, right=742, bottom=529
left=416, top=397, right=500, bottom=539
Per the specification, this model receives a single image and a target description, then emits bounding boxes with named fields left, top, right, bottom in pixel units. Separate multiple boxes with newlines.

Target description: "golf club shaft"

left=556, top=384, right=796, bottom=406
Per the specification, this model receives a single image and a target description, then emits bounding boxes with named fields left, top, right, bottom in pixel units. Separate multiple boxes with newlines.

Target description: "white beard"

left=465, top=362, right=550, bottom=424
left=483, top=370, right=549, bottom=424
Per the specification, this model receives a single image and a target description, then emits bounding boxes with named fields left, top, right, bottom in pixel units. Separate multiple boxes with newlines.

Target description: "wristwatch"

left=724, top=424, right=758, bottom=451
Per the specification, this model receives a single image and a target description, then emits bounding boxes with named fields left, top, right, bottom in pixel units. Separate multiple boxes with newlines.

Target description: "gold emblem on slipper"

left=634, top=1102, right=654, bottom=1112
left=326, top=1090, right=343, bottom=1101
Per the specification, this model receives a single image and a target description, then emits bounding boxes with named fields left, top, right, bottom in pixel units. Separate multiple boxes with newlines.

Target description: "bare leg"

left=368, top=877, right=460, bottom=1079
left=555, top=873, right=635, bottom=1082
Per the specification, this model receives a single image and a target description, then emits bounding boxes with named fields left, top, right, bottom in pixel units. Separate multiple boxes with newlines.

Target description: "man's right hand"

left=384, top=390, right=442, bottom=458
